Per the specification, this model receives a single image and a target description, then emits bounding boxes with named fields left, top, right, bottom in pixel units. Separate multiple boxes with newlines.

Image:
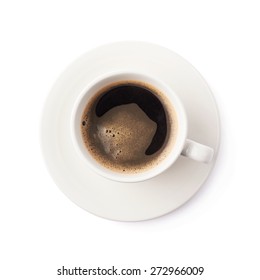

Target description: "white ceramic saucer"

left=41, top=42, right=220, bottom=221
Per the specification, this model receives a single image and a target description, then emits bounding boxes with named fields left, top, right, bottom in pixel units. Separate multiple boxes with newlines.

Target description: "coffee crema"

left=81, top=81, right=177, bottom=173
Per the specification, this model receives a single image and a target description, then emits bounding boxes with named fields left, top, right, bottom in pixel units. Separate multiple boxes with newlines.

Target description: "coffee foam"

left=96, top=103, right=156, bottom=162
left=81, top=80, right=178, bottom=173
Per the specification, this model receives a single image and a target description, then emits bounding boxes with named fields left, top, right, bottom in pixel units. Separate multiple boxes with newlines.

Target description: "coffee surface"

left=81, top=81, right=176, bottom=173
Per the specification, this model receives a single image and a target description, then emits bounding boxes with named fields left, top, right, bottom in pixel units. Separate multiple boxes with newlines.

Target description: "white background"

left=1, top=0, right=259, bottom=279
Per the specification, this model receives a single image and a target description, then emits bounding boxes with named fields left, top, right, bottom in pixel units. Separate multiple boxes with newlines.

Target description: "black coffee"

left=81, top=81, right=177, bottom=173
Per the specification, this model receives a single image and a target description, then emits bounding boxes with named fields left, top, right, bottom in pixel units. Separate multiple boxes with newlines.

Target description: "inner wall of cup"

left=72, top=72, right=187, bottom=182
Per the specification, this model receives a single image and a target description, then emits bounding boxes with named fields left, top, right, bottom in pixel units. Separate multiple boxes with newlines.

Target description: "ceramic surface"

left=41, top=42, right=220, bottom=221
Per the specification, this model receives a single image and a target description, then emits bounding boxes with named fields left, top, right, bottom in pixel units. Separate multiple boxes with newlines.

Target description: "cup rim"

left=70, top=71, right=188, bottom=183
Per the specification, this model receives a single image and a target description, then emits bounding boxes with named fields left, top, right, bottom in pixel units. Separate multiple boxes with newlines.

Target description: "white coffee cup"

left=71, top=71, right=214, bottom=183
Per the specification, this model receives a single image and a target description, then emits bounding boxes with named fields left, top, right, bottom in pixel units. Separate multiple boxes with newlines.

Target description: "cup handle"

left=181, top=139, right=214, bottom=163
